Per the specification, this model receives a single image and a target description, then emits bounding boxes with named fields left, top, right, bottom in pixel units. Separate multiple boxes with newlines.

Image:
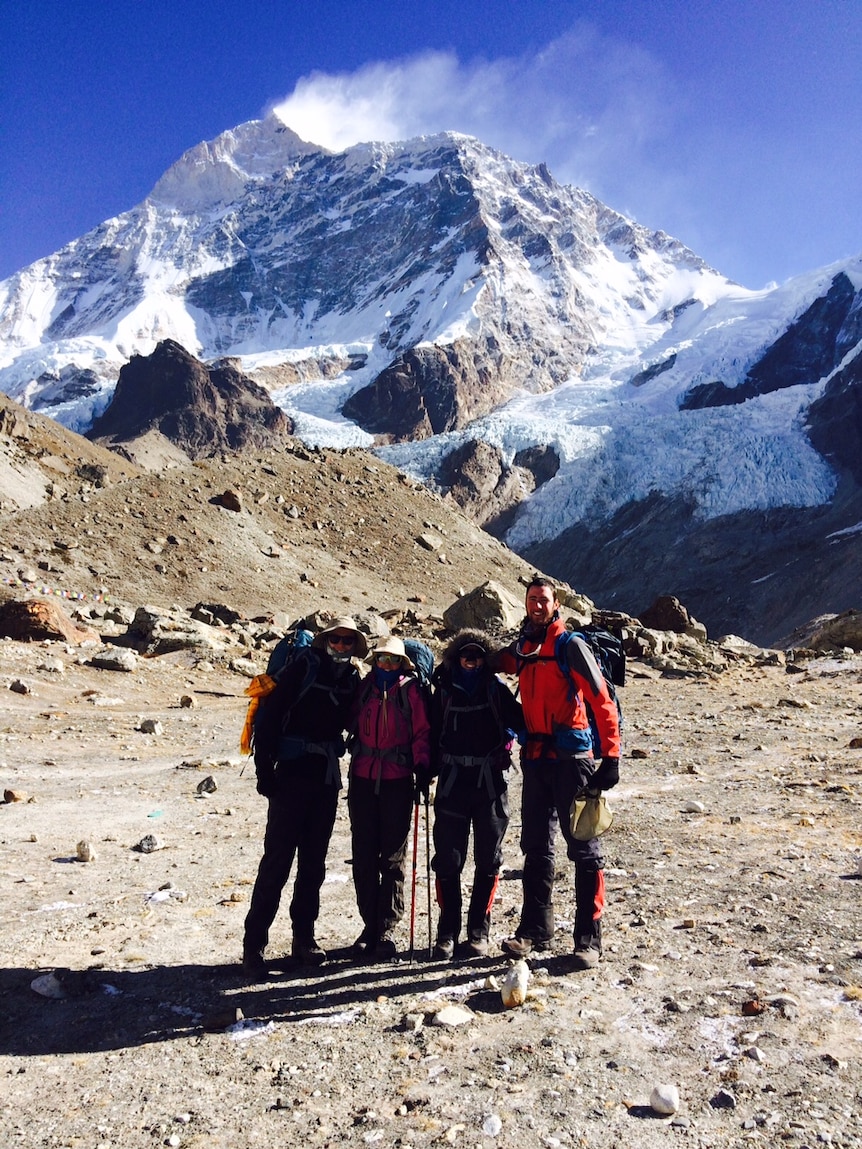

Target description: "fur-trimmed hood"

left=440, top=628, right=498, bottom=671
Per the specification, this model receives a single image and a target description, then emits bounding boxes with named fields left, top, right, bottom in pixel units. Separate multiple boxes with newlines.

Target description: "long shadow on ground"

left=0, top=948, right=515, bottom=1057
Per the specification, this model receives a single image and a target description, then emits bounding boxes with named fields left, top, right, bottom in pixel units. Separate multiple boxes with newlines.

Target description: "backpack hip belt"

left=441, top=752, right=491, bottom=769
left=306, top=739, right=346, bottom=785
left=363, top=744, right=411, bottom=794
left=523, top=729, right=593, bottom=761
left=439, top=750, right=501, bottom=799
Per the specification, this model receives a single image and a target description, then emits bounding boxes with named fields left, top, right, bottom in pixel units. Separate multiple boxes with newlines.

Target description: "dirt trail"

left=1, top=646, right=860, bottom=1148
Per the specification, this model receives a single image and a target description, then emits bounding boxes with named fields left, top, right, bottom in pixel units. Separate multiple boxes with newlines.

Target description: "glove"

left=255, top=763, right=277, bottom=797
left=414, top=767, right=435, bottom=803
left=590, top=756, right=620, bottom=791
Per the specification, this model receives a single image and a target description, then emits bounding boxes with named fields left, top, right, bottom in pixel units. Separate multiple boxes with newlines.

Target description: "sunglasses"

left=459, top=650, right=486, bottom=662
left=375, top=653, right=403, bottom=667
left=329, top=633, right=357, bottom=647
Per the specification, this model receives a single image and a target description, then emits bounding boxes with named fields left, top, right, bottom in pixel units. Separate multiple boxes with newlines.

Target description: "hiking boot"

left=351, top=928, right=375, bottom=959
left=571, top=946, right=600, bottom=970
left=375, top=933, right=398, bottom=960
left=292, top=936, right=326, bottom=965
left=572, top=872, right=603, bottom=972
left=241, top=949, right=268, bottom=981
left=501, top=935, right=549, bottom=958
left=459, top=937, right=489, bottom=960
left=432, top=936, right=455, bottom=961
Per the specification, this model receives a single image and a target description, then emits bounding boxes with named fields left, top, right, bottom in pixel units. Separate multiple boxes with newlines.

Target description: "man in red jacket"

left=495, top=577, right=621, bottom=969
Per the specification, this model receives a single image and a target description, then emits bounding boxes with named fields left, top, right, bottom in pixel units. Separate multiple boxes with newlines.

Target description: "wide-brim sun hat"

left=369, top=635, right=415, bottom=671
left=312, top=616, right=368, bottom=658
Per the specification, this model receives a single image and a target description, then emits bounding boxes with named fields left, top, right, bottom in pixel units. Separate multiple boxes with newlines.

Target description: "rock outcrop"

left=781, top=608, right=862, bottom=652
left=0, top=599, right=99, bottom=644
left=343, top=336, right=569, bottom=442
left=438, top=439, right=560, bottom=535
left=88, top=340, right=294, bottom=461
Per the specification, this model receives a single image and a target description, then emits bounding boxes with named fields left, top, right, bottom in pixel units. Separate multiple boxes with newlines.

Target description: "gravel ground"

left=1, top=641, right=860, bottom=1149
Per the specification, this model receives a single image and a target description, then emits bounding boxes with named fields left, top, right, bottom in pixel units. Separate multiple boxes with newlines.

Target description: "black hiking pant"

left=432, top=765, right=509, bottom=943
left=243, top=766, right=340, bottom=954
left=516, top=756, right=604, bottom=947
left=348, top=775, right=414, bottom=939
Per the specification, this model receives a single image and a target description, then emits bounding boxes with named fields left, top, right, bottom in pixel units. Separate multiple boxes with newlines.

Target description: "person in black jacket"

left=242, top=617, right=366, bottom=979
left=429, top=630, right=524, bottom=960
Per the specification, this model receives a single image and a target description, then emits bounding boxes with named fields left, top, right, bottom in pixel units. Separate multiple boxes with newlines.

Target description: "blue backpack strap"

left=553, top=631, right=578, bottom=702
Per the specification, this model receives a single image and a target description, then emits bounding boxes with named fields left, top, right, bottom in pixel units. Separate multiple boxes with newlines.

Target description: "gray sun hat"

left=312, top=616, right=368, bottom=658
left=368, top=635, right=415, bottom=671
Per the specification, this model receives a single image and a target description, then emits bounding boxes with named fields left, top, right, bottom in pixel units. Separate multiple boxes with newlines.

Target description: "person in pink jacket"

left=348, top=636, right=431, bottom=960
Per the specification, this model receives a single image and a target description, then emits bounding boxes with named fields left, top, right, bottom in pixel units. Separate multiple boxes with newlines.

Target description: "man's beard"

left=522, top=608, right=559, bottom=640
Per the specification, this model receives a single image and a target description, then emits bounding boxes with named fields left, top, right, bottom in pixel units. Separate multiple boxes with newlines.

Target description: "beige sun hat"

left=369, top=635, right=415, bottom=671
left=312, top=616, right=368, bottom=658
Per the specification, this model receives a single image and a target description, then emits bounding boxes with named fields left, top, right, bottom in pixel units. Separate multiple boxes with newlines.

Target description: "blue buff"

left=453, top=665, right=482, bottom=693
left=374, top=667, right=401, bottom=692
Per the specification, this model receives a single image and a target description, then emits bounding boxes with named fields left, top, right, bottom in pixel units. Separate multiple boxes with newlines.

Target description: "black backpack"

left=240, top=623, right=319, bottom=756
left=553, top=626, right=624, bottom=758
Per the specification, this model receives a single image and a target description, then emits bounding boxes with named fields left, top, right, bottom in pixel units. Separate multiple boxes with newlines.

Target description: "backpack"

left=240, top=622, right=318, bottom=756
left=353, top=637, right=435, bottom=734
left=433, top=662, right=504, bottom=738
left=266, top=623, right=314, bottom=675
left=403, top=637, right=434, bottom=693
left=553, top=626, right=624, bottom=759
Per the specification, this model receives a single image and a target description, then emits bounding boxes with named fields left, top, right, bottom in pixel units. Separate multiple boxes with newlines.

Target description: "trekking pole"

left=424, top=792, right=432, bottom=959
left=408, top=798, right=420, bottom=962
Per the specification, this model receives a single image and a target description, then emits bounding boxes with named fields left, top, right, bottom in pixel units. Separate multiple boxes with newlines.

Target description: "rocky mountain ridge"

left=88, top=339, right=295, bottom=464
left=1, top=117, right=861, bottom=644
left=0, top=114, right=727, bottom=434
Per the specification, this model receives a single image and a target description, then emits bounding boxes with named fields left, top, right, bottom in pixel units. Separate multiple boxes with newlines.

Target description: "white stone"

left=481, top=1114, right=503, bottom=1136
left=683, top=800, right=705, bottom=814
left=76, top=840, right=96, bottom=862
left=650, top=1083, right=680, bottom=1115
left=433, top=1004, right=474, bottom=1027
left=90, top=648, right=138, bottom=672
left=501, top=960, right=529, bottom=1009
left=30, top=972, right=66, bottom=999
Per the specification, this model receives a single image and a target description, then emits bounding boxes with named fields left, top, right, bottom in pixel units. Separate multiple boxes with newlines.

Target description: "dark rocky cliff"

left=87, top=340, right=294, bottom=458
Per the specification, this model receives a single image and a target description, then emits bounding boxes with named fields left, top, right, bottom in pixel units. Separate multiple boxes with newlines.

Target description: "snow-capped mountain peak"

left=1, top=118, right=861, bottom=642
left=149, top=113, right=323, bottom=210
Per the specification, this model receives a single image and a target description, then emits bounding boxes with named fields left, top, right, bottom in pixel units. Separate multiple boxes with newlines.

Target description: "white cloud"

left=270, top=27, right=678, bottom=202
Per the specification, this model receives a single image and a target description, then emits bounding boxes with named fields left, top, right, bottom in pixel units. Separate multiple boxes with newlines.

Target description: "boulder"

left=123, top=605, right=230, bottom=656
left=640, top=594, right=708, bottom=640
left=89, top=648, right=139, bottom=672
left=191, top=602, right=243, bottom=626
left=0, top=599, right=99, bottom=645
left=216, top=489, right=243, bottom=512
left=806, top=609, right=862, bottom=652
left=443, top=581, right=524, bottom=632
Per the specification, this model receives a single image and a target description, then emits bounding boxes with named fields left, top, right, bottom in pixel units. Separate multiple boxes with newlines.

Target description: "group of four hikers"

left=242, top=576, right=622, bottom=979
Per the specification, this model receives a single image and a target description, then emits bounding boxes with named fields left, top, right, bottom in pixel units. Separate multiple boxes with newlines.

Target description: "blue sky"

left=1, top=0, right=860, bottom=288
